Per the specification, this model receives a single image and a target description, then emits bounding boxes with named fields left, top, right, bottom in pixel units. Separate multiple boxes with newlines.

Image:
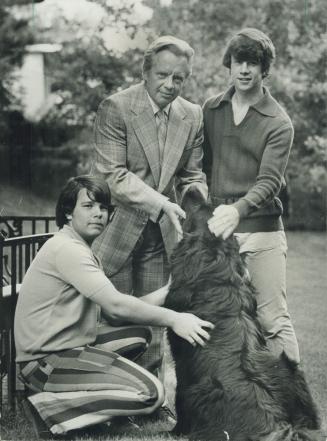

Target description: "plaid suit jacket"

left=91, top=82, right=207, bottom=276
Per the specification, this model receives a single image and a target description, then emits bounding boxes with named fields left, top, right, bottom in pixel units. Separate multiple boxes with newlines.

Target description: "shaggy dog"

left=165, top=189, right=320, bottom=441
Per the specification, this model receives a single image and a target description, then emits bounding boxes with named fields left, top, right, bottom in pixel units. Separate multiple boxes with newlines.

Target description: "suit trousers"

left=235, top=230, right=300, bottom=364
left=109, top=221, right=170, bottom=375
left=18, top=323, right=164, bottom=435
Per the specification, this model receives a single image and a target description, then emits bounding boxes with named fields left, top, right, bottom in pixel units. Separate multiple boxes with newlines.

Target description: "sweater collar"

left=208, top=86, right=280, bottom=117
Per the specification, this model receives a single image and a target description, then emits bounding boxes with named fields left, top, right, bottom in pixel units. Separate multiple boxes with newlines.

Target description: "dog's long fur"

left=165, top=189, right=320, bottom=441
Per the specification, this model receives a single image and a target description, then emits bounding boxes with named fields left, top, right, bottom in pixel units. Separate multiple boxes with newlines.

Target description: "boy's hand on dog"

left=208, top=204, right=240, bottom=239
left=162, top=200, right=186, bottom=237
left=172, top=313, right=214, bottom=347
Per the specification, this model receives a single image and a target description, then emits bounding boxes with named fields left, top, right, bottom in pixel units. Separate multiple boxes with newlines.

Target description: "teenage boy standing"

left=203, top=28, right=299, bottom=364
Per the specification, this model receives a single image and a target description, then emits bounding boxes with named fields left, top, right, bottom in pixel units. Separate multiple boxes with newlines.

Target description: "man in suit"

left=91, top=36, right=208, bottom=380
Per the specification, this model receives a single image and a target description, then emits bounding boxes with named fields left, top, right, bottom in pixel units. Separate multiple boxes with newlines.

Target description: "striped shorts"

left=18, top=323, right=165, bottom=435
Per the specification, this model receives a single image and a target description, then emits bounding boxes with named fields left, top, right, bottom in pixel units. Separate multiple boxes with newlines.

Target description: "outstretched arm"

left=93, top=287, right=214, bottom=347
left=57, top=244, right=213, bottom=347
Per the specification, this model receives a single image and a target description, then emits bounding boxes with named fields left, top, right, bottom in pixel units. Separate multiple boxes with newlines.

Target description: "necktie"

left=156, top=110, right=168, bottom=165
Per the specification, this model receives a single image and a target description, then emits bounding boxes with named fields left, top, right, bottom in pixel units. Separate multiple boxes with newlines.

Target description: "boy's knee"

left=143, top=379, right=165, bottom=414
left=155, top=381, right=165, bottom=408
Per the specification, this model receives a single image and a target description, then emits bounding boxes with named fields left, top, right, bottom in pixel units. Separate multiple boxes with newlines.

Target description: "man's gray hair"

left=143, top=35, right=194, bottom=77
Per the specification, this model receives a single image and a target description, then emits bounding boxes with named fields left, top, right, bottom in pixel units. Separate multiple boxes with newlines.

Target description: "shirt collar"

left=208, top=86, right=279, bottom=117
left=146, top=92, right=171, bottom=117
left=60, top=224, right=103, bottom=266
left=60, top=224, right=90, bottom=248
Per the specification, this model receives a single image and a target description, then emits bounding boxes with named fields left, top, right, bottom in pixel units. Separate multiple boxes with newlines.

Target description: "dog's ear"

left=181, top=186, right=212, bottom=235
left=180, top=186, right=207, bottom=213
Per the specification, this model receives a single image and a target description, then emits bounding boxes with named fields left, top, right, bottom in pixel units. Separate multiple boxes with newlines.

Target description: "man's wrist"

left=157, top=208, right=165, bottom=223
left=157, top=199, right=170, bottom=222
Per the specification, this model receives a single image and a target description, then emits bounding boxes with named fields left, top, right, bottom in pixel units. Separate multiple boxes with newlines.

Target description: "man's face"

left=69, top=188, right=108, bottom=245
left=143, top=49, right=190, bottom=109
left=230, top=56, right=263, bottom=93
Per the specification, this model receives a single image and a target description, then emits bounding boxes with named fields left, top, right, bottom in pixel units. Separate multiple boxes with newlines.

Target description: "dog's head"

left=167, top=187, right=248, bottom=313
left=180, top=186, right=212, bottom=236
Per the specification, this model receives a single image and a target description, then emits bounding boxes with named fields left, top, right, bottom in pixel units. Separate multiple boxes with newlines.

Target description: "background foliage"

left=0, top=5, right=33, bottom=142
left=148, top=0, right=327, bottom=230
left=0, top=0, right=326, bottom=229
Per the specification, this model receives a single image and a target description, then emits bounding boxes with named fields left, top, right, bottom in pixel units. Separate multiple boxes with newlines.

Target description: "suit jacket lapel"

left=130, top=84, right=161, bottom=187
left=158, top=98, right=191, bottom=192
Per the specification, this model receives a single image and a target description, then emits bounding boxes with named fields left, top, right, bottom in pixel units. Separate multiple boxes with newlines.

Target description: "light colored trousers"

left=235, top=230, right=300, bottom=364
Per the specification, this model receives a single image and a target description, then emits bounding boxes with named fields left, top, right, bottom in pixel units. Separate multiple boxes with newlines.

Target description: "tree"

left=0, top=5, right=33, bottom=142
left=10, top=0, right=153, bottom=194
left=35, top=0, right=152, bottom=128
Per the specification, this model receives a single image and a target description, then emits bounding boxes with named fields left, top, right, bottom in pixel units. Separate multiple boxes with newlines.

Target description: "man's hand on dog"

left=162, top=200, right=186, bottom=238
left=171, top=313, right=214, bottom=347
left=208, top=204, right=240, bottom=239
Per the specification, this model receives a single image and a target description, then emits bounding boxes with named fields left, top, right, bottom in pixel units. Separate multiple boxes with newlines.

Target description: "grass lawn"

left=1, top=231, right=326, bottom=441
left=285, top=231, right=327, bottom=432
